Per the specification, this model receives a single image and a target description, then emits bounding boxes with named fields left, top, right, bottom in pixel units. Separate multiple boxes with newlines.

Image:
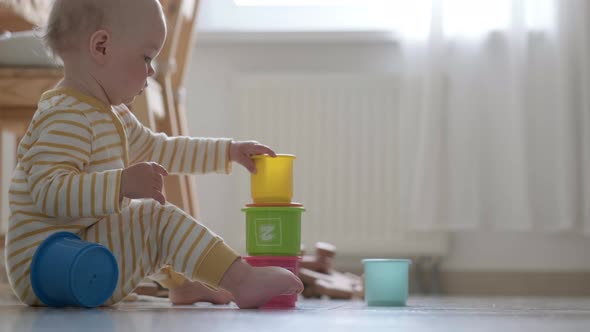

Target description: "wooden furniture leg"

left=157, top=77, right=191, bottom=215
left=153, top=0, right=200, bottom=218
left=170, top=0, right=201, bottom=218
left=129, top=1, right=202, bottom=218
left=0, top=133, right=7, bottom=233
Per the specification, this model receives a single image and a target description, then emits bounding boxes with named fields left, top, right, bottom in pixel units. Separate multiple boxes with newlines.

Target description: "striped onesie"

left=6, top=87, right=239, bottom=305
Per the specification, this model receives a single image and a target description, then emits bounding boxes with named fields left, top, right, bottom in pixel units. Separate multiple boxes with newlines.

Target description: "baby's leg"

left=81, top=199, right=302, bottom=307
left=81, top=199, right=239, bottom=304
left=155, top=260, right=304, bottom=308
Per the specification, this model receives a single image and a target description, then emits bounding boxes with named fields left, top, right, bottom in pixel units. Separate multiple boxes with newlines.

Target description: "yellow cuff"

left=193, top=241, right=240, bottom=288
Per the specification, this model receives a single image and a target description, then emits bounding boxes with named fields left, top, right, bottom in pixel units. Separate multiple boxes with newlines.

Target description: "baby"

left=6, top=0, right=302, bottom=308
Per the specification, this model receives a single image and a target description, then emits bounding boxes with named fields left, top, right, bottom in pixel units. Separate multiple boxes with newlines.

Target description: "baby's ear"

left=89, top=29, right=111, bottom=64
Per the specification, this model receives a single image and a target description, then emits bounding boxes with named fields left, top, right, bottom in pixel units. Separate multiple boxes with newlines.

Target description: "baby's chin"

left=119, top=87, right=145, bottom=105
left=123, top=93, right=140, bottom=105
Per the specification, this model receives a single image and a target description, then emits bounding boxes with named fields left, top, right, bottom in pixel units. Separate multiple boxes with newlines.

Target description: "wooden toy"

left=298, top=242, right=364, bottom=299
left=123, top=293, right=139, bottom=302
left=134, top=282, right=160, bottom=297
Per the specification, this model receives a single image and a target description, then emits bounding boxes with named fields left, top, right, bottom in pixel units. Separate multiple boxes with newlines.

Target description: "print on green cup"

left=255, top=218, right=283, bottom=246
left=243, top=206, right=303, bottom=256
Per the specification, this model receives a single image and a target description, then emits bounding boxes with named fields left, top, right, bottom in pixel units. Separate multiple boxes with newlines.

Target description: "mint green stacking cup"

left=362, top=259, right=412, bottom=306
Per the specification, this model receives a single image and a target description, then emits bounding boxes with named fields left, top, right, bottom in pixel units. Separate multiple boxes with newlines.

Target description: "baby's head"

left=43, top=0, right=167, bottom=105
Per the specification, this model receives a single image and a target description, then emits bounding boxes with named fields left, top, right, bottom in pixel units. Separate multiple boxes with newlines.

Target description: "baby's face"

left=100, top=3, right=167, bottom=105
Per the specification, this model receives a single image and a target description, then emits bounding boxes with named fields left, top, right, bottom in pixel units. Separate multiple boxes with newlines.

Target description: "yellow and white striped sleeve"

left=20, top=109, right=122, bottom=218
left=123, top=109, right=232, bottom=175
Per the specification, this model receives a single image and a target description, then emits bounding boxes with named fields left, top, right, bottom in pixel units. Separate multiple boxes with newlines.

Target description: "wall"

left=2, top=34, right=589, bottom=273
left=184, top=33, right=590, bottom=273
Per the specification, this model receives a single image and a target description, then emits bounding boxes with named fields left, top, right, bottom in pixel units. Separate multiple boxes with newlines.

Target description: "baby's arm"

left=120, top=107, right=275, bottom=175
left=120, top=107, right=232, bottom=175
left=19, top=110, right=122, bottom=218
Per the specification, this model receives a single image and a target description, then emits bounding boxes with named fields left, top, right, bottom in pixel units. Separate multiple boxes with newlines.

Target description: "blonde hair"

left=41, top=0, right=112, bottom=58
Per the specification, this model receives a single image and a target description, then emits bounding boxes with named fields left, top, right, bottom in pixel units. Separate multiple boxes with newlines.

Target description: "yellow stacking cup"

left=251, top=154, right=295, bottom=203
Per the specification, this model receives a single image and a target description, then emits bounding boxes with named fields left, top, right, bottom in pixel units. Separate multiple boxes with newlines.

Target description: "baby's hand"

left=229, top=140, right=276, bottom=173
left=120, top=162, right=169, bottom=204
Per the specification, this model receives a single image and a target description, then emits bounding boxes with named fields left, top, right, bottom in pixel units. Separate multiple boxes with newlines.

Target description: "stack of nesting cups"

left=242, top=154, right=304, bottom=308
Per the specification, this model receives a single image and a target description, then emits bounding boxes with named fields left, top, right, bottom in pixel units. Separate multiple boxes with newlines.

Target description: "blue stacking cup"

left=31, top=232, right=118, bottom=308
left=362, top=258, right=412, bottom=306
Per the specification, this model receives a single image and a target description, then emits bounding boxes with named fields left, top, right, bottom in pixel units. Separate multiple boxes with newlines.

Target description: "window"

left=198, top=0, right=555, bottom=40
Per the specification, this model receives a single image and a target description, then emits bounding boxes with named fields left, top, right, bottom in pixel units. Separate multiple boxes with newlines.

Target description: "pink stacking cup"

left=243, top=256, right=300, bottom=308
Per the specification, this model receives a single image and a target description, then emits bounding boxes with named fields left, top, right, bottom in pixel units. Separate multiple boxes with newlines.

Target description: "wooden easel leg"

left=157, top=77, right=193, bottom=215
left=173, top=92, right=200, bottom=218
left=153, top=0, right=202, bottom=219
left=0, top=132, right=7, bottom=233
left=0, top=132, right=18, bottom=234
left=185, top=175, right=199, bottom=219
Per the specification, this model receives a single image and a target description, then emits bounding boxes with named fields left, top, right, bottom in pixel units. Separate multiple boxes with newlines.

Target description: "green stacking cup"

left=242, top=205, right=304, bottom=256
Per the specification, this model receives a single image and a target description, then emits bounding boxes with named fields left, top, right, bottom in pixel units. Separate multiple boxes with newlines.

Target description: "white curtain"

left=396, top=0, right=590, bottom=233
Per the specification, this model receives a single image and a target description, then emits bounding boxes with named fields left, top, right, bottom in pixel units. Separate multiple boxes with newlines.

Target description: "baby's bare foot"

left=169, top=280, right=234, bottom=305
left=220, top=259, right=304, bottom=309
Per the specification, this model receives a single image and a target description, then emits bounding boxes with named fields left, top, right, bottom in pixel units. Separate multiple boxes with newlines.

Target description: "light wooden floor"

left=0, top=296, right=589, bottom=332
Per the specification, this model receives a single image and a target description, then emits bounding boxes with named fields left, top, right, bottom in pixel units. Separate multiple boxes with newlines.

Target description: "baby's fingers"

left=250, top=144, right=276, bottom=157
left=151, top=163, right=169, bottom=176
left=152, top=191, right=166, bottom=205
left=242, top=158, right=257, bottom=174
left=153, top=174, right=164, bottom=188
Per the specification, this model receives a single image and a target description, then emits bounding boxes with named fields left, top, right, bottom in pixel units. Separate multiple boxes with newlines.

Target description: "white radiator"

left=232, top=74, right=448, bottom=257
